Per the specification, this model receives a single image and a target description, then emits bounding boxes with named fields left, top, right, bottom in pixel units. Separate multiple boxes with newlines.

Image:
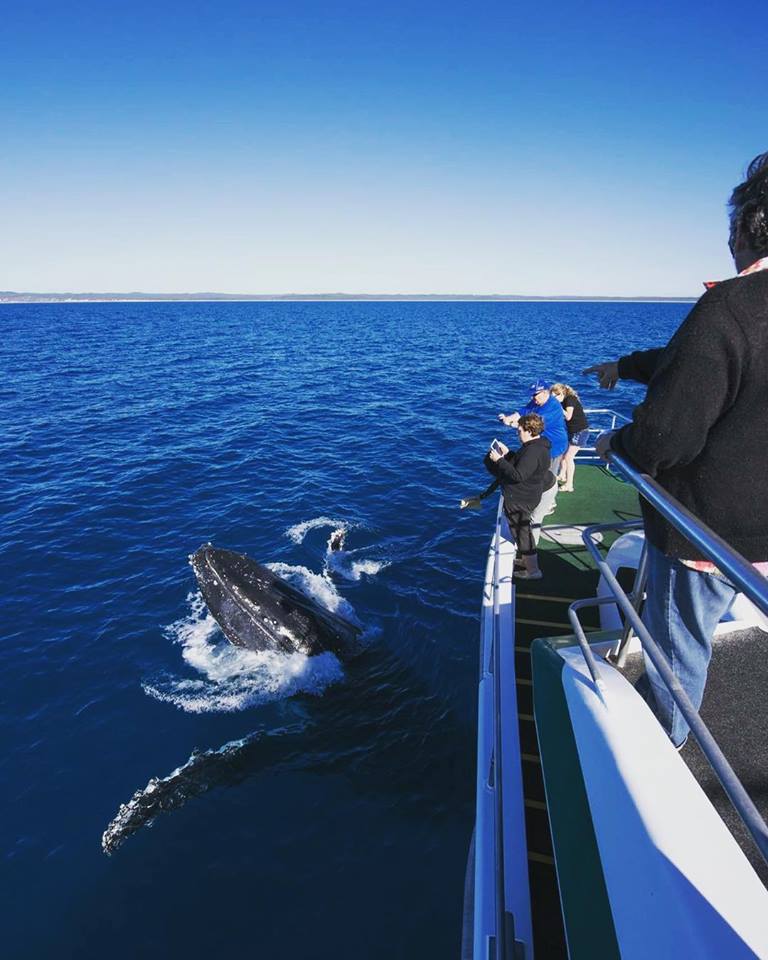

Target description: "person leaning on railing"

left=459, top=413, right=553, bottom=580
left=497, top=379, right=569, bottom=482
left=551, top=383, right=590, bottom=492
left=583, top=150, right=768, bottom=748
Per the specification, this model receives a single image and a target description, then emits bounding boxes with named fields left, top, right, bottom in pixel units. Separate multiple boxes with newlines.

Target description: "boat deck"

left=514, top=465, right=641, bottom=958
left=517, top=463, right=768, bottom=958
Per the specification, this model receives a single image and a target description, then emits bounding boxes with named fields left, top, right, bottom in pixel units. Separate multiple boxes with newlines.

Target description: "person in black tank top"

left=551, top=383, right=589, bottom=492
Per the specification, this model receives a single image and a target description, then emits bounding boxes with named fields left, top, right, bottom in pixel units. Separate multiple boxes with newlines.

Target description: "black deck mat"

left=619, top=628, right=768, bottom=885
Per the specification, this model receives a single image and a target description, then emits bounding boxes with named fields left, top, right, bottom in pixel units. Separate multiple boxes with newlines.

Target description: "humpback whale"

left=190, top=545, right=363, bottom=657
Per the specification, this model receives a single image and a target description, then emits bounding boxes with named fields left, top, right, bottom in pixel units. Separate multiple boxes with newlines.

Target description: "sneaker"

left=514, top=569, right=543, bottom=580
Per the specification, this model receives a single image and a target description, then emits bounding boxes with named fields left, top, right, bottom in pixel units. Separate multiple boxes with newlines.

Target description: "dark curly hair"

left=729, top=152, right=768, bottom=255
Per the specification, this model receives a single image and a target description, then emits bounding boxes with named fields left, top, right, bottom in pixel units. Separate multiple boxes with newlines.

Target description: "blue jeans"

left=638, top=543, right=736, bottom=747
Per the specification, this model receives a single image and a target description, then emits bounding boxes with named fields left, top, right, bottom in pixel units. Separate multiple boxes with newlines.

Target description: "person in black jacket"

left=583, top=150, right=768, bottom=747
left=460, top=413, right=553, bottom=580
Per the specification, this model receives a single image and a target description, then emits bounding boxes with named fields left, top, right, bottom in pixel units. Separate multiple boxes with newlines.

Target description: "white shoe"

left=514, top=569, right=543, bottom=580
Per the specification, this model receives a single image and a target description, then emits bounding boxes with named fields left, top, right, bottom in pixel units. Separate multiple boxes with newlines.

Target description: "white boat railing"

left=567, top=449, right=768, bottom=867
left=575, top=408, right=630, bottom=462
left=490, top=505, right=512, bottom=959
left=472, top=499, right=531, bottom=960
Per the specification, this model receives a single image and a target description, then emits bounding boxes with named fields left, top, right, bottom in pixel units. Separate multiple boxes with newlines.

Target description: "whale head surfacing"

left=189, top=545, right=362, bottom=658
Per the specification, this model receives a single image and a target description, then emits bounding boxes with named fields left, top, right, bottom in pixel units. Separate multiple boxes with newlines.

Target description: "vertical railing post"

left=609, top=538, right=648, bottom=668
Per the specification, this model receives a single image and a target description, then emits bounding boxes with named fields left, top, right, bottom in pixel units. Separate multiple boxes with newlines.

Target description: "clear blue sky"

left=2, top=0, right=765, bottom=296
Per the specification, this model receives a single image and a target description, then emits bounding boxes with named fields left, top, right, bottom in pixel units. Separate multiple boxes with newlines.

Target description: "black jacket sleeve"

left=617, top=348, right=664, bottom=384
left=612, top=294, right=747, bottom=474
left=484, top=447, right=541, bottom=485
left=479, top=477, right=500, bottom=499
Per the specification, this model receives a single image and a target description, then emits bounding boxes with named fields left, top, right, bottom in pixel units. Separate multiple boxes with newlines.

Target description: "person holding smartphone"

left=460, top=413, right=552, bottom=579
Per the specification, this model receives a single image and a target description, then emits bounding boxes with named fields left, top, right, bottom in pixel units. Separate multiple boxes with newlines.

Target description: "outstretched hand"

left=594, top=430, right=615, bottom=462
left=498, top=412, right=519, bottom=427
left=460, top=496, right=482, bottom=510
left=582, top=361, right=620, bottom=390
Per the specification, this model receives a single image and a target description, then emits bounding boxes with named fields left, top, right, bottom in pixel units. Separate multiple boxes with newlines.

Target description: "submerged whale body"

left=190, top=544, right=363, bottom=657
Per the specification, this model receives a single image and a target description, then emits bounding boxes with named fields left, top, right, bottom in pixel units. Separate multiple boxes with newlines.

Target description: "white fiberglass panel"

left=560, top=649, right=768, bottom=959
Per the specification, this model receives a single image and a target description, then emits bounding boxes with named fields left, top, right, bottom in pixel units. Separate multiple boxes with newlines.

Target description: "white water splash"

left=143, top=591, right=344, bottom=713
left=285, top=516, right=352, bottom=546
left=326, top=554, right=391, bottom=582
left=264, top=563, right=384, bottom=646
left=285, top=515, right=390, bottom=582
left=265, top=562, right=359, bottom=620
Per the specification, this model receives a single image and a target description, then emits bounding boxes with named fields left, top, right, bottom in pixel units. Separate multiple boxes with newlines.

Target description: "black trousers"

left=504, top=506, right=536, bottom=556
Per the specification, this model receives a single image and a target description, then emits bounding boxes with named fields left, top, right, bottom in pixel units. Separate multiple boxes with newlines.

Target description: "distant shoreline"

left=0, top=292, right=697, bottom=304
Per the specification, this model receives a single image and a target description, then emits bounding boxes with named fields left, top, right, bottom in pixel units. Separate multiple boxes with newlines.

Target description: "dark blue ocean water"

left=1, top=300, right=686, bottom=958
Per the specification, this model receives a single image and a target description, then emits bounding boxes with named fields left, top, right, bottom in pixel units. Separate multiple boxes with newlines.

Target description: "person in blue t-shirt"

left=498, top=380, right=569, bottom=478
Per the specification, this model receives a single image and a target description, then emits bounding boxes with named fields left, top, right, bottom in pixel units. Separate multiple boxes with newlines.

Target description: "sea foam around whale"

left=143, top=542, right=384, bottom=713
left=142, top=589, right=345, bottom=713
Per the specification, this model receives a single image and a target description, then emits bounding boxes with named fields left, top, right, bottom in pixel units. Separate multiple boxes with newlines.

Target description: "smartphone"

left=491, top=438, right=504, bottom=455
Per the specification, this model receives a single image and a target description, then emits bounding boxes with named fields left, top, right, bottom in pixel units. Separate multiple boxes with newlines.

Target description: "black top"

left=562, top=395, right=588, bottom=438
left=481, top=436, right=553, bottom=513
left=612, top=270, right=768, bottom=561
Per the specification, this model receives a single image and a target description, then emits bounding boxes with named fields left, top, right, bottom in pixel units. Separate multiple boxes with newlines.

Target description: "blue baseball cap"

left=529, top=380, right=550, bottom=394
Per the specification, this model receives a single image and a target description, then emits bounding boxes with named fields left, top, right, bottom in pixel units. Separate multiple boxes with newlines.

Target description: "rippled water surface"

left=1, top=300, right=686, bottom=958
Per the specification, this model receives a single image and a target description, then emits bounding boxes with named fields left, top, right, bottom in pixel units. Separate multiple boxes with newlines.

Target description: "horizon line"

left=0, top=291, right=698, bottom=303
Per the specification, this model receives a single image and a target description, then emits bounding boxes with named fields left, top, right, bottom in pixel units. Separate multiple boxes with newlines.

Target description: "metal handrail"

left=583, top=407, right=630, bottom=421
left=583, top=408, right=630, bottom=426
left=570, top=451, right=768, bottom=865
left=576, top=409, right=630, bottom=460
left=612, top=536, right=649, bottom=667
left=607, top=449, right=768, bottom=619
